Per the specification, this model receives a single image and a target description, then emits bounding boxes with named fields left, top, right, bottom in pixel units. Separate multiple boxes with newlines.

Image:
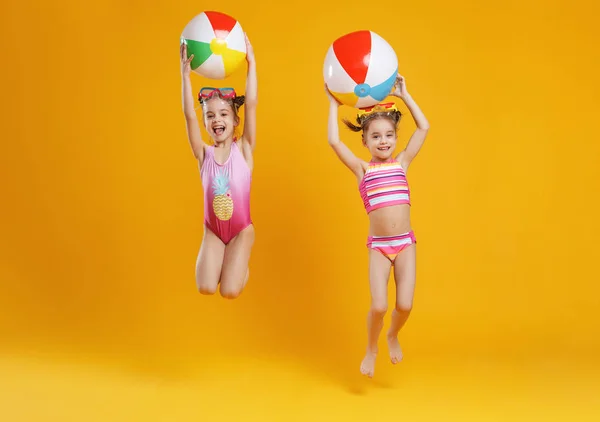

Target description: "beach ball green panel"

left=181, top=11, right=247, bottom=80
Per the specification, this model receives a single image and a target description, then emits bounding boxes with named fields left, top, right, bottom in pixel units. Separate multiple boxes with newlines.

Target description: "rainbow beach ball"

left=181, top=11, right=247, bottom=80
left=323, top=30, right=398, bottom=108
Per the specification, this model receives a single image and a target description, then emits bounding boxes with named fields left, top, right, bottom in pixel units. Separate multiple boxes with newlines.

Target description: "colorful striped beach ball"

left=181, top=11, right=247, bottom=80
left=323, top=30, right=398, bottom=109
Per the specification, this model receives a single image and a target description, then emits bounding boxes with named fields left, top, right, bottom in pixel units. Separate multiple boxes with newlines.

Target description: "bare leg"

left=360, top=249, right=392, bottom=378
left=195, top=227, right=226, bottom=295
left=219, top=225, right=255, bottom=299
left=387, top=244, right=416, bottom=364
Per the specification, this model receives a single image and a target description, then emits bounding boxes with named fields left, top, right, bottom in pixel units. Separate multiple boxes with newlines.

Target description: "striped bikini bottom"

left=366, top=231, right=416, bottom=264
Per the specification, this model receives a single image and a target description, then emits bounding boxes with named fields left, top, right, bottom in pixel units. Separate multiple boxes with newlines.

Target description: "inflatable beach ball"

left=181, top=11, right=247, bottom=80
left=323, top=30, right=398, bottom=108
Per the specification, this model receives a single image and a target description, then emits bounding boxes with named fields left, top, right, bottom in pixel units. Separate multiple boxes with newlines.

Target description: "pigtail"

left=343, top=109, right=403, bottom=133
left=342, top=117, right=364, bottom=132
left=232, top=95, right=245, bottom=111
left=390, top=110, right=402, bottom=125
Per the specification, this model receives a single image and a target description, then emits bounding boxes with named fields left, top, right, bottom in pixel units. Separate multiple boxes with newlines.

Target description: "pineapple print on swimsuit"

left=200, top=141, right=253, bottom=245
left=212, top=168, right=234, bottom=221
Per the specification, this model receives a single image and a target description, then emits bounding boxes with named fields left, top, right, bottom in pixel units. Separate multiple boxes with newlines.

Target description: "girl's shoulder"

left=355, top=160, right=370, bottom=184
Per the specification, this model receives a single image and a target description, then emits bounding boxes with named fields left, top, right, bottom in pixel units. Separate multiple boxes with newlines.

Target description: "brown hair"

left=342, top=109, right=402, bottom=133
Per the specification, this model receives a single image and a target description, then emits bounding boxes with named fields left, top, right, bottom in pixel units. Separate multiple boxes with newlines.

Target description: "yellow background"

left=1, top=0, right=599, bottom=420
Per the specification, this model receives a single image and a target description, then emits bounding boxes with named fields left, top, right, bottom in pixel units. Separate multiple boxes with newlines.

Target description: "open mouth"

left=212, top=125, right=225, bottom=136
left=377, top=146, right=390, bottom=151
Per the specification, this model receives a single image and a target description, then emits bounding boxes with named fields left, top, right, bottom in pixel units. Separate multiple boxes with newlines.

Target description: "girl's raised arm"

left=392, top=75, right=429, bottom=170
left=326, top=87, right=364, bottom=179
left=180, top=43, right=205, bottom=163
left=241, top=34, right=257, bottom=152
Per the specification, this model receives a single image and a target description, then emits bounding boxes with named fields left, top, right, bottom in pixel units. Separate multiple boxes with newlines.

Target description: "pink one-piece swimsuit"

left=200, top=142, right=252, bottom=245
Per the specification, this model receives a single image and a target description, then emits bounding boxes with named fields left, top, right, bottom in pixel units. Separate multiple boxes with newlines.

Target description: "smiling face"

left=202, top=97, right=239, bottom=144
left=362, top=117, right=397, bottom=161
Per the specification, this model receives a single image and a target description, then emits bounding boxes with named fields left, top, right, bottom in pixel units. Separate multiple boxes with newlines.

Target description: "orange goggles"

left=357, top=102, right=398, bottom=116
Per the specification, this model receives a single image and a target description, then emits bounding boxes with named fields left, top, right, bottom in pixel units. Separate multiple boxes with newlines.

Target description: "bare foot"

left=387, top=334, right=403, bottom=364
left=360, top=351, right=377, bottom=378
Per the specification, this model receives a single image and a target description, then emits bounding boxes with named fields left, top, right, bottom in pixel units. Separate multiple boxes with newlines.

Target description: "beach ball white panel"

left=364, top=32, right=398, bottom=86
left=181, top=13, right=215, bottom=43
left=198, top=54, right=225, bottom=79
left=225, top=22, right=247, bottom=53
left=323, top=46, right=356, bottom=93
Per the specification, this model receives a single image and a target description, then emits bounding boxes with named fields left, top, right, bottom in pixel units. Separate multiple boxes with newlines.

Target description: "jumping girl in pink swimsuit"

left=180, top=34, right=257, bottom=299
left=325, top=74, right=429, bottom=377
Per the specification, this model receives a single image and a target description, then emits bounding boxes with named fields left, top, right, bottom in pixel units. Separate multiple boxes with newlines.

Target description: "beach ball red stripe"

left=205, top=11, right=237, bottom=39
left=332, top=30, right=371, bottom=84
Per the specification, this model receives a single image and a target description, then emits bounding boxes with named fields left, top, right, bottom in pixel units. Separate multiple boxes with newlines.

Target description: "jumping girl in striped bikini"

left=325, top=74, right=429, bottom=378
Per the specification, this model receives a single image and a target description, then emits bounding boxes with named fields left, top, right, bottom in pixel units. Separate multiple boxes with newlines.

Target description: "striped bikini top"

left=359, top=160, right=410, bottom=213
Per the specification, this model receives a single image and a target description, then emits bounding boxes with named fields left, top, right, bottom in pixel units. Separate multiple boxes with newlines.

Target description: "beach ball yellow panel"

left=181, top=11, right=247, bottom=80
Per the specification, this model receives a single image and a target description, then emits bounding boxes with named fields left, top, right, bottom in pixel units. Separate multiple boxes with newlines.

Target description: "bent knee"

left=219, top=268, right=249, bottom=299
left=370, top=303, right=388, bottom=317
left=197, top=278, right=218, bottom=295
left=395, top=302, right=413, bottom=313
left=198, top=285, right=217, bottom=295
left=220, top=286, right=243, bottom=299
